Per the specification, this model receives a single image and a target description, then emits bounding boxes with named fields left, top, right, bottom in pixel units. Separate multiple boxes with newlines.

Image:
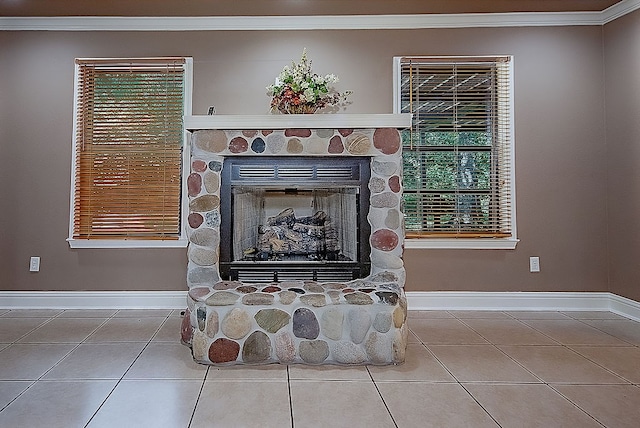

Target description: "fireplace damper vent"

left=220, top=157, right=371, bottom=282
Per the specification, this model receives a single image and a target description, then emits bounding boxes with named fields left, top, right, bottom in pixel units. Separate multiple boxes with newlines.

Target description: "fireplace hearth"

left=182, top=114, right=412, bottom=366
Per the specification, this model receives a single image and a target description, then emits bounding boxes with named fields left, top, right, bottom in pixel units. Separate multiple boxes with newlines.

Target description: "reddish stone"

left=213, top=280, right=242, bottom=290
left=242, top=130, right=258, bottom=137
left=371, top=229, right=399, bottom=251
left=342, top=288, right=355, bottom=293
left=192, top=160, right=207, bottom=172
left=188, top=287, right=212, bottom=301
left=181, top=309, right=193, bottom=344
left=236, top=285, right=258, bottom=294
left=328, top=135, right=345, bottom=154
left=285, top=128, right=312, bottom=138
left=262, top=286, right=281, bottom=293
left=359, top=288, right=375, bottom=293
left=338, top=129, right=353, bottom=137
left=208, top=338, right=240, bottom=363
left=373, top=128, right=401, bottom=155
left=187, top=173, right=202, bottom=197
left=389, top=175, right=401, bottom=193
left=229, top=136, right=249, bottom=153
left=262, top=130, right=273, bottom=136
left=188, top=213, right=204, bottom=229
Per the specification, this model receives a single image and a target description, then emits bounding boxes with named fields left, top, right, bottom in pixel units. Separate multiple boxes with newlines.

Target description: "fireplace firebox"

left=219, top=156, right=371, bottom=282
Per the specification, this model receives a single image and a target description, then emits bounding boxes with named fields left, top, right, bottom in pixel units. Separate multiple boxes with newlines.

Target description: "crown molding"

left=1, top=0, right=639, bottom=32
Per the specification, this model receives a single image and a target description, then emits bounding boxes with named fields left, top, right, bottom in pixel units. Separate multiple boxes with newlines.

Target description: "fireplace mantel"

left=185, top=113, right=412, bottom=130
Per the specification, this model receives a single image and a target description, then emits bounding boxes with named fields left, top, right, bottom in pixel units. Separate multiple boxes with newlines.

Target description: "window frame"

left=67, top=57, right=193, bottom=249
left=393, top=56, right=518, bottom=250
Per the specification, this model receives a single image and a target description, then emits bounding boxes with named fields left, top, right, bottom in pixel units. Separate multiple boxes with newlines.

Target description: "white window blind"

left=70, top=57, right=188, bottom=243
left=398, top=56, right=514, bottom=239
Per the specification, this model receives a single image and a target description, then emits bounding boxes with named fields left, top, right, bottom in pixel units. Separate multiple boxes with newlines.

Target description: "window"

left=394, top=56, right=517, bottom=249
left=68, top=57, right=193, bottom=248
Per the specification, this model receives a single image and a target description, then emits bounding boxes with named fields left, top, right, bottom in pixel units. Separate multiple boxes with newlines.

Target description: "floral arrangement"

left=267, top=49, right=352, bottom=114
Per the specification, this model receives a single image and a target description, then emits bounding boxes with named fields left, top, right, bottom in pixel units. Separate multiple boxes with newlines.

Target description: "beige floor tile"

left=0, top=381, right=32, bottom=409
left=461, top=318, right=558, bottom=345
left=209, top=363, right=288, bottom=381
left=553, top=384, right=640, bottom=428
left=58, top=309, right=118, bottom=318
left=114, top=309, right=173, bottom=318
left=43, top=342, right=145, bottom=380
left=291, top=380, right=395, bottom=428
left=86, top=316, right=166, bottom=342
left=570, top=345, right=640, bottom=383
left=1, top=309, right=63, bottom=318
left=499, top=345, right=628, bottom=384
left=581, top=319, right=640, bottom=345
left=0, top=343, right=75, bottom=380
left=87, top=380, right=202, bottom=428
left=368, top=343, right=455, bottom=382
left=0, top=380, right=116, bottom=428
left=191, top=380, right=291, bottom=428
left=407, top=310, right=454, bottom=319
left=429, top=344, right=539, bottom=383
left=153, top=316, right=183, bottom=342
left=449, top=310, right=511, bottom=319
left=409, top=318, right=489, bottom=345
left=521, top=319, right=629, bottom=345
left=288, top=363, right=370, bottom=381
left=505, top=311, right=571, bottom=320
left=0, top=317, right=50, bottom=342
left=18, top=317, right=106, bottom=343
left=124, top=342, right=207, bottom=380
left=465, top=384, right=601, bottom=428
left=378, top=382, right=498, bottom=427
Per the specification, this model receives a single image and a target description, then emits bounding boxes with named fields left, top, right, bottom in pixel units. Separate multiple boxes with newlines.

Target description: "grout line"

left=287, top=365, right=295, bottom=428
left=366, top=366, right=398, bottom=428
left=187, top=366, right=210, bottom=428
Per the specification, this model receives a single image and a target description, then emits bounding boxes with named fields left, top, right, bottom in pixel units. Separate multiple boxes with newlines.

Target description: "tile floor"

left=0, top=308, right=639, bottom=427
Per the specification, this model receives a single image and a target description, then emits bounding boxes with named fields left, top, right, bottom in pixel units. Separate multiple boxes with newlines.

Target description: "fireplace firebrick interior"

left=182, top=114, right=411, bottom=365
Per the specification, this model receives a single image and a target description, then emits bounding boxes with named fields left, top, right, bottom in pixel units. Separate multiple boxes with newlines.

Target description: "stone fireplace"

left=181, top=114, right=412, bottom=365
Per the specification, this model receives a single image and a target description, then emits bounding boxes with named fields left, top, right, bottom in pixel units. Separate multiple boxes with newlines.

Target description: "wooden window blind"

left=399, top=57, right=513, bottom=239
left=71, top=58, right=186, bottom=241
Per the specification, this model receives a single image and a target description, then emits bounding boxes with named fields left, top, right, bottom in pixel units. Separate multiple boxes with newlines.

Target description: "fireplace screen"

left=219, top=157, right=371, bottom=282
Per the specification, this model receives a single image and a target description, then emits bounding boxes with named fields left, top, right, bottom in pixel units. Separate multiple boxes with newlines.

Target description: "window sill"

left=404, top=237, right=519, bottom=250
left=67, top=238, right=188, bottom=249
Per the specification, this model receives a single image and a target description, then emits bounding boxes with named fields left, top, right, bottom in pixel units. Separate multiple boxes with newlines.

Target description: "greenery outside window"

left=394, top=56, right=517, bottom=249
left=68, top=57, right=193, bottom=248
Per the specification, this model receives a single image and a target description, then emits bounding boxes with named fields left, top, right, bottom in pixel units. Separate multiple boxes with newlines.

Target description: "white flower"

left=303, top=88, right=316, bottom=102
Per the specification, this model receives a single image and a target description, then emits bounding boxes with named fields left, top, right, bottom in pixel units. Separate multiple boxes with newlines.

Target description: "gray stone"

left=365, top=331, right=392, bottom=364
left=206, top=309, right=219, bottom=337
left=279, top=290, right=297, bottom=305
left=344, top=292, right=374, bottom=305
left=303, top=283, right=324, bottom=293
left=205, top=210, right=221, bottom=228
left=327, top=290, right=341, bottom=304
left=254, top=309, right=291, bottom=333
left=189, top=228, right=219, bottom=247
left=189, top=195, right=220, bottom=212
left=221, top=307, right=252, bottom=339
left=275, top=331, right=296, bottom=363
left=188, top=246, right=218, bottom=266
left=307, top=137, right=327, bottom=154
left=348, top=308, right=372, bottom=344
left=333, top=341, right=367, bottom=364
left=242, top=331, right=272, bottom=363
left=203, top=172, right=220, bottom=193
left=371, top=160, right=398, bottom=176
left=196, top=306, right=206, bottom=331
left=300, top=294, right=327, bottom=307
left=371, top=192, right=399, bottom=209
left=266, top=133, right=286, bottom=153
left=369, top=271, right=399, bottom=283
left=371, top=252, right=403, bottom=270
left=384, top=209, right=401, bottom=230
left=368, top=176, right=386, bottom=194
left=213, top=281, right=242, bottom=290
left=373, top=312, right=392, bottom=333
left=192, top=330, right=209, bottom=362
left=205, top=291, right=239, bottom=306
left=299, top=340, right=329, bottom=364
left=375, top=291, right=399, bottom=305
left=242, top=293, right=275, bottom=306
left=293, top=308, right=320, bottom=340
left=188, top=267, right=220, bottom=285
left=316, top=128, right=334, bottom=138
left=321, top=307, right=344, bottom=340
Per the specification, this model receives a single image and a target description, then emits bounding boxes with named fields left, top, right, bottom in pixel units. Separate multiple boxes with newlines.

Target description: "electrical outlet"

left=529, top=256, right=540, bottom=273
left=29, top=256, right=40, bottom=272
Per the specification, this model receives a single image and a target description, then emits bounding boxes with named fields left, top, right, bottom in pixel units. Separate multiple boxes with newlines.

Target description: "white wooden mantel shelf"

left=184, top=114, right=413, bottom=130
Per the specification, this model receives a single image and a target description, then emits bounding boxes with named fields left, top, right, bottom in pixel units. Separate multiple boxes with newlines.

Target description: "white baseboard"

left=1, top=290, right=639, bottom=322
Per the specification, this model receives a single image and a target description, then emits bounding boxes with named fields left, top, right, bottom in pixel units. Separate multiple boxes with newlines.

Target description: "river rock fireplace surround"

left=181, top=114, right=412, bottom=365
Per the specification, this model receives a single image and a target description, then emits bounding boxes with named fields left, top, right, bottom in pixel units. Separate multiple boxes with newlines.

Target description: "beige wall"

left=0, top=25, right=613, bottom=295
left=604, top=9, right=640, bottom=302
